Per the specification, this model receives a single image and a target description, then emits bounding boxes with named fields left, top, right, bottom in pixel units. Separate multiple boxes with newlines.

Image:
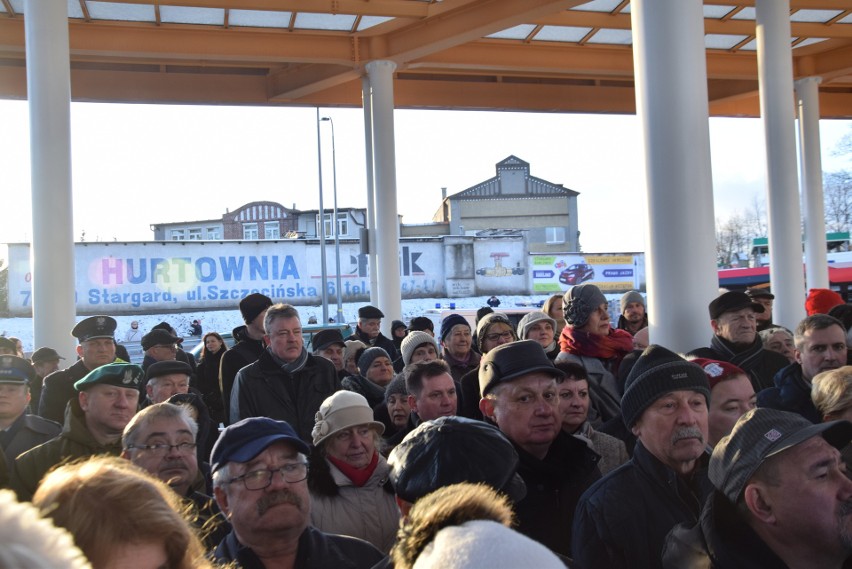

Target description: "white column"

left=365, top=61, right=402, bottom=333
left=361, top=76, right=379, bottom=306
left=631, top=0, right=719, bottom=352
left=25, top=1, right=77, bottom=360
left=756, top=0, right=807, bottom=329
left=796, top=77, right=829, bottom=291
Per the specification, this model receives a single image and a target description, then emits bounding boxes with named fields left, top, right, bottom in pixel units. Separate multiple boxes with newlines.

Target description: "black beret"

left=312, top=329, right=346, bottom=352
left=709, top=291, right=764, bottom=320
left=71, top=316, right=117, bottom=343
left=358, top=305, right=384, bottom=319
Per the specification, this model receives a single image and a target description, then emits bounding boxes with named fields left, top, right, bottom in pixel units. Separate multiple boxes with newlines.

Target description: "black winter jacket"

left=756, top=363, right=822, bottom=424
left=219, top=329, right=266, bottom=421
left=572, top=442, right=712, bottom=569
left=688, top=336, right=788, bottom=393
left=230, top=349, right=340, bottom=443
left=38, top=359, right=94, bottom=424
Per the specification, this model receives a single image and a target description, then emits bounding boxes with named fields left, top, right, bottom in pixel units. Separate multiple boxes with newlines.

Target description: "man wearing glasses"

left=141, top=328, right=181, bottom=371
left=211, top=417, right=384, bottom=568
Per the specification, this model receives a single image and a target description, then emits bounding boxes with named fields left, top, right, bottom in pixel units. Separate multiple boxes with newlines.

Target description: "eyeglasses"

left=228, top=463, right=309, bottom=490
left=126, top=442, right=197, bottom=456
left=154, top=344, right=178, bottom=351
left=484, top=331, right=514, bottom=343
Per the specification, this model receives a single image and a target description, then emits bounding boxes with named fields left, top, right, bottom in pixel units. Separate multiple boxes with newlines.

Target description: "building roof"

left=448, top=155, right=578, bottom=200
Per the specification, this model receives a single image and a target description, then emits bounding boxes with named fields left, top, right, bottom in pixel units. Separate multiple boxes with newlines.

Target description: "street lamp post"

left=315, top=108, right=329, bottom=323
left=320, top=116, right=344, bottom=324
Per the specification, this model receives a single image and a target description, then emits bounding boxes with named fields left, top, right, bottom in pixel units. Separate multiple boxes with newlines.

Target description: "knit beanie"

left=440, top=314, right=470, bottom=343
left=476, top=312, right=517, bottom=353
left=358, top=347, right=391, bottom=377
left=622, top=345, right=711, bottom=428
left=385, top=374, right=409, bottom=403
left=620, top=291, right=645, bottom=314
left=516, top=311, right=556, bottom=340
left=239, top=293, right=273, bottom=324
left=563, top=284, right=607, bottom=328
left=806, top=288, right=845, bottom=316
left=401, top=331, right=440, bottom=367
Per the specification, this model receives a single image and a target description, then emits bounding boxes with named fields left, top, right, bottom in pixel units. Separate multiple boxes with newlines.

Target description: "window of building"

left=188, top=228, right=203, bottom=240
left=315, top=213, right=348, bottom=238
left=206, top=226, right=221, bottom=240
left=546, top=227, right=566, bottom=244
left=170, top=229, right=185, bottom=240
left=243, top=223, right=258, bottom=240
left=265, top=222, right=280, bottom=240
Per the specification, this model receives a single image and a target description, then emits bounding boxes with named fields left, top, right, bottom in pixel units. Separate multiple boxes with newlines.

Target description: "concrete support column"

left=25, top=1, right=77, bottom=359
left=756, top=0, right=806, bottom=328
left=796, top=77, right=829, bottom=291
left=365, top=61, right=401, bottom=332
left=361, top=76, right=379, bottom=306
left=631, top=0, right=719, bottom=352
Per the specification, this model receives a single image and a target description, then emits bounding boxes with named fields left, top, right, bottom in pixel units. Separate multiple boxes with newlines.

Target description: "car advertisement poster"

left=531, top=253, right=645, bottom=293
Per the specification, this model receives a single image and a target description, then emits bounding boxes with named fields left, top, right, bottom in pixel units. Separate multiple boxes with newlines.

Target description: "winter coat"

left=308, top=451, right=399, bottom=553
left=14, top=399, right=124, bottom=500
left=617, top=314, right=648, bottom=335
left=554, top=352, right=622, bottom=425
left=441, top=349, right=480, bottom=384
left=756, top=363, right=822, bottom=424
left=341, top=374, right=386, bottom=409
left=214, top=525, right=385, bottom=569
left=688, top=336, right=788, bottom=393
left=38, top=359, right=94, bottom=424
left=355, top=327, right=403, bottom=373
left=572, top=441, right=713, bottom=569
left=572, top=421, right=630, bottom=476
left=219, top=330, right=266, bottom=421
left=514, top=430, right=601, bottom=557
left=230, top=349, right=340, bottom=443
left=0, top=413, right=61, bottom=490
left=195, top=347, right=227, bottom=424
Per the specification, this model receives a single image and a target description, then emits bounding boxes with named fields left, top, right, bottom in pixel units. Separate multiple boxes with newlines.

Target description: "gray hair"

left=121, top=402, right=198, bottom=449
left=264, top=303, right=301, bottom=334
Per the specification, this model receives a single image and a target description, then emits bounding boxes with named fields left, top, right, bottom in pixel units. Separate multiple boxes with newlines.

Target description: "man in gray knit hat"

left=617, top=290, right=648, bottom=336
left=572, top=344, right=713, bottom=569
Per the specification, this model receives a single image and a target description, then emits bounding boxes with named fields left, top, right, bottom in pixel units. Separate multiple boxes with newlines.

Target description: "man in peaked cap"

left=143, top=360, right=193, bottom=407
left=15, top=362, right=143, bottom=500
left=354, top=305, right=401, bottom=372
left=663, top=408, right=852, bottom=569
left=688, top=290, right=789, bottom=393
left=479, top=340, right=600, bottom=558
left=38, top=315, right=120, bottom=424
left=311, top=328, right=347, bottom=379
left=572, top=345, right=713, bottom=569
left=746, top=287, right=775, bottom=332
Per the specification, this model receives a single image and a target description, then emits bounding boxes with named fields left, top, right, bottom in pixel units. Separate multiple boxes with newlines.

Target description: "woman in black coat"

left=194, top=332, right=228, bottom=426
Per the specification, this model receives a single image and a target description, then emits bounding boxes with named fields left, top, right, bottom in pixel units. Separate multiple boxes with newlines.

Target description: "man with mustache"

left=572, top=345, right=712, bottom=569
left=211, top=417, right=383, bottom=569
left=664, top=408, right=852, bottom=569
left=479, top=340, right=600, bottom=558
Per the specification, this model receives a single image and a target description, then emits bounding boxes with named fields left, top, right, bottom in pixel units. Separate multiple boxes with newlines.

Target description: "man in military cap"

left=354, top=305, right=401, bottom=371
left=15, top=362, right=143, bottom=500
left=143, top=360, right=193, bottom=407
left=0, top=356, right=61, bottom=489
left=29, top=347, right=64, bottom=413
left=38, top=315, right=120, bottom=424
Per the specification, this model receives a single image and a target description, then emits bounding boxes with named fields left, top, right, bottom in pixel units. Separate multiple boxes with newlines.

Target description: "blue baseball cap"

left=210, top=417, right=310, bottom=473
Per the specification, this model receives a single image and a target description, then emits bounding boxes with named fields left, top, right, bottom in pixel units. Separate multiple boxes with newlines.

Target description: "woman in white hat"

left=309, top=391, right=400, bottom=552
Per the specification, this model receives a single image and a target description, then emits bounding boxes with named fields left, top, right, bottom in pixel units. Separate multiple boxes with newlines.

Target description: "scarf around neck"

left=268, top=346, right=309, bottom=373
left=709, top=334, right=763, bottom=371
left=328, top=451, right=379, bottom=487
left=559, top=326, right=634, bottom=366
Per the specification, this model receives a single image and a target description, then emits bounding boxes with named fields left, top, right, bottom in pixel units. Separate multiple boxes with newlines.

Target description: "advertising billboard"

left=531, top=253, right=645, bottom=293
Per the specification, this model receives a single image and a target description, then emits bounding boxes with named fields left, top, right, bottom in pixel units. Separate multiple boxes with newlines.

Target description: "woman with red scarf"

left=308, top=391, right=400, bottom=552
left=556, top=283, right=633, bottom=425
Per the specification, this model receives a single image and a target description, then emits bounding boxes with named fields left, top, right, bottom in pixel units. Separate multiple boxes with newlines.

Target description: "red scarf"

left=559, top=326, right=634, bottom=371
left=327, top=451, right=379, bottom=487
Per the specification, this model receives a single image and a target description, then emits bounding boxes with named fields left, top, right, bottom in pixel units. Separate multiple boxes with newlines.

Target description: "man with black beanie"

left=572, top=345, right=713, bottom=569
left=218, top=293, right=272, bottom=423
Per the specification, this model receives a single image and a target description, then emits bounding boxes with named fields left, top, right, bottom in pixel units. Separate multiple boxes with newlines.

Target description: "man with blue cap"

left=14, top=362, right=143, bottom=500
left=211, top=417, right=384, bottom=568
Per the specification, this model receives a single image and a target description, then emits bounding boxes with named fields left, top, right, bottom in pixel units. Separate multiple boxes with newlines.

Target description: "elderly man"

left=220, top=293, right=273, bottom=423
left=691, top=358, right=756, bottom=447
left=140, top=327, right=181, bottom=371
left=354, top=305, right=400, bottom=371
left=230, top=303, right=340, bottom=442
left=757, top=314, right=848, bottom=423
left=28, top=347, right=63, bottom=414
left=663, top=408, right=852, bottom=569
left=38, top=315, right=119, bottom=424
left=122, top=402, right=228, bottom=547
left=0, top=356, right=61, bottom=489
left=617, top=290, right=648, bottom=335
left=572, top=345, right=713, bottom=569
left=479, top=340, right=600, bottom=557
left=405, top=360, right=457, bottom=423
left=689, top=291, right=788, bottom=392
left=211, top=417, right=384, bottom=568
left=15, top=362, right=142, bottom=500
left=143, top=360, right=192, bottom=406
left=311, top=328, right=347, bottom=380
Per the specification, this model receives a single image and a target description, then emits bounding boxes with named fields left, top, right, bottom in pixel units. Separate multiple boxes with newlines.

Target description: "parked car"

left=559, top=263, right=595, bottom=286
left=188, top=322, right=353, bottom=362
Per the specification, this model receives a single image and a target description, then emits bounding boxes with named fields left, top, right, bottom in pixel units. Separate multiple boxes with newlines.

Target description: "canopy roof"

left=1, top=0, right=851, bottom=116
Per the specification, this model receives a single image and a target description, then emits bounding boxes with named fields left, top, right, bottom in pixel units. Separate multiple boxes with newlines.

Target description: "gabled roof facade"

left=449, top=155, right=578, bottom=200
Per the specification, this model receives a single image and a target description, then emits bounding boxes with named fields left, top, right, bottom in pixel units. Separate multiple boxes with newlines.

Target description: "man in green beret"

left=13, top=362, right=143, bottom=500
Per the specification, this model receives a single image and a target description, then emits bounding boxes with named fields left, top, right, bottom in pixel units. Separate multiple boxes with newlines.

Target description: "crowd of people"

left=2, top=283, right=852, bottom=568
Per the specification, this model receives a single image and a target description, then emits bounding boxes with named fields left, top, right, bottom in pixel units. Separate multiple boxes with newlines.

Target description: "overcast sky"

left=1, top=100, right=850, bottom=253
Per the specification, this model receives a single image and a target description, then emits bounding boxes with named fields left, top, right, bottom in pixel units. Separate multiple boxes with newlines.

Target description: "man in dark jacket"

left=572, top=345, right=713, bottom=569
left=312, top=328, right=348, bottom=380
left=663, top=408, right=852, bottom=569
left=29, top=347, right=64, bottom=414
left=38, top=315, right=120, bottom=424
left=479, top=340, right=600, bottom=558
left=219, top=293, right=273, bottom=421
left=211, top=417, right=384, bottom=569
left=355, top=305, right=402, bottom=372
left=689, top=291, right=788, bottom=392
left=757, top=314, right=847, bottom=423
left=616, top=290, right=648, bottom=335
left=230, top=303, right=340, bottom=443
